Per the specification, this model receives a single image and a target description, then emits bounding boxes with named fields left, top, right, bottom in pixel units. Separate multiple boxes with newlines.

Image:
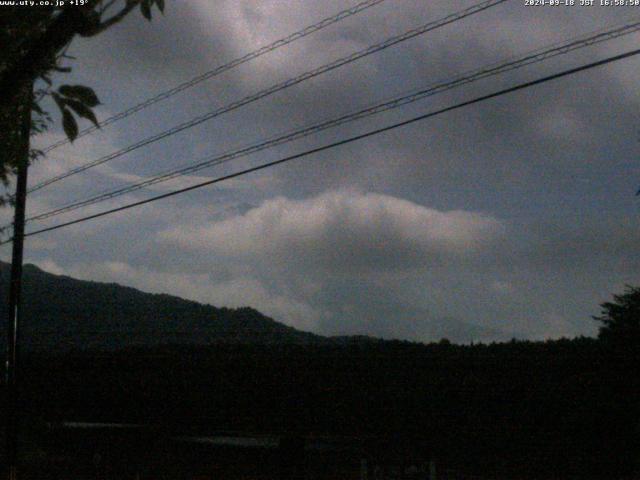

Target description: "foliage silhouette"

left=593, top=285, right=640, bottom=346
left=0, top=0, right=167, bottom=206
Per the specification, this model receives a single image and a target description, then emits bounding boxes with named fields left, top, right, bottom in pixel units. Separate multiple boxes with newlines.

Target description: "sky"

left=2, top=0, right=640, bottom=343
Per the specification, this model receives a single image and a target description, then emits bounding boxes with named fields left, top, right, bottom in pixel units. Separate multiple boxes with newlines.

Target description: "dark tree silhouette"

left=593, top=285, right=640, bottom=345
left=0, top=0, right=167, bottom=206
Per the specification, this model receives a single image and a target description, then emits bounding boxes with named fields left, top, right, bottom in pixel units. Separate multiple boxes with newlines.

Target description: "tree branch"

left=0, top=6, right=95, bottom=108
left=0, top=0, right=142, bottom=110
left=89, top=0, right=140, bottom=36
left=99, top=0, right=119, bottom=15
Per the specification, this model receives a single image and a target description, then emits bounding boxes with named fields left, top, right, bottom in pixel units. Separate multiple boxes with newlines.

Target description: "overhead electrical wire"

left=23, top=18, right=640, bottom=224
left=39, top=0, right=389, bottom=154
left=27, top=0, right=510, bottom=194
left=2, top=46, right=636, bottom=244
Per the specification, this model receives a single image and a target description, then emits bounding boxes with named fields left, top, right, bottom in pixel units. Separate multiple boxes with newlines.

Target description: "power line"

left=23, top=18, right=640, bottom=224
left=6, top=46, right=638, bottom=244
left=27, top=0, right=509, bottom=194
left=39, top=0, right=388, bottom=154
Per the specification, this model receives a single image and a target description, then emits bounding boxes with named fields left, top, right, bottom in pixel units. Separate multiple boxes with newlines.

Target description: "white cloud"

left=160, top=189, right=504, bottom=271
left=202, top=276, right=323, bottom=332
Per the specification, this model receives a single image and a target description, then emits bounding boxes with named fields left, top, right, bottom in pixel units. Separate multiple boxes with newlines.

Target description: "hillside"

left=0, top=260, right=513, bottom=350
left=0, top=261, right=325, bottom=351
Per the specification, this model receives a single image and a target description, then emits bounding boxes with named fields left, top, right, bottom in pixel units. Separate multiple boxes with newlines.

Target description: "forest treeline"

left=9, top=336, right=639, bottom=479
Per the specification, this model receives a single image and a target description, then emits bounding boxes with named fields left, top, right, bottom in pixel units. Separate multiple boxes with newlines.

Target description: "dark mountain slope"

left=0, top=261, right=325, bottom=350
left=0, top=260, right=511, bottom=350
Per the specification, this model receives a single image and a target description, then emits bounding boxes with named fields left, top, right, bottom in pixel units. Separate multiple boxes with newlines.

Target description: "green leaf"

left=141, top=0, right=152, bottom=20
left=51, top=92, right=66, bottom=111
left=64, top=98, right=99, bottom=129
left=62, top=108, right=78, bottom=142
left=155, top=0, right=165, bottom=13
left=58, top=85, right=100, bottom=107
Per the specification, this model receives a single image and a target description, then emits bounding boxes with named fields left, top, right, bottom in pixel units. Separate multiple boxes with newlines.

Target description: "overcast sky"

left=2, top=0, right=640, bottom=343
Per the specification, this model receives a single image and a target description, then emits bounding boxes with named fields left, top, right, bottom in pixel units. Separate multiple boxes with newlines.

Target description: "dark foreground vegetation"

left=1, top=263, right=638, bottom=478
left=2, top=336, right=637, bottom=479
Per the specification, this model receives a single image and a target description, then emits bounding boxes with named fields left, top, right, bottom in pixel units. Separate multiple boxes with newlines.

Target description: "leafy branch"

left=52, top=85, right=100, bottom=142
left=0, top=0, right=168, bottom=206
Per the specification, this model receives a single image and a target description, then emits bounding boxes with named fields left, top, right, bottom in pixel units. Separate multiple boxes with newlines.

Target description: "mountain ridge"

left=0, top=260, right=512, bottom=350
left=0, top=260, right=328, bottom=351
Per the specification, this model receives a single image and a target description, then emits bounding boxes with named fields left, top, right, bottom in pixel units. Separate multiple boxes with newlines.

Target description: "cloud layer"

left=3, top=0, right=639, bottom=343
left=161, top=190, right=503, bottom=270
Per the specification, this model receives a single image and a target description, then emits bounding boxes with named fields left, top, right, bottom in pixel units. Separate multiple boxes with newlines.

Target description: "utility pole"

left=4, top=83, right=32, bottom=480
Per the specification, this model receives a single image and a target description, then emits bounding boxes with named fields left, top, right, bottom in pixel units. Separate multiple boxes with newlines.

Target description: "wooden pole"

left=5, top=83, right=32, bottom=480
